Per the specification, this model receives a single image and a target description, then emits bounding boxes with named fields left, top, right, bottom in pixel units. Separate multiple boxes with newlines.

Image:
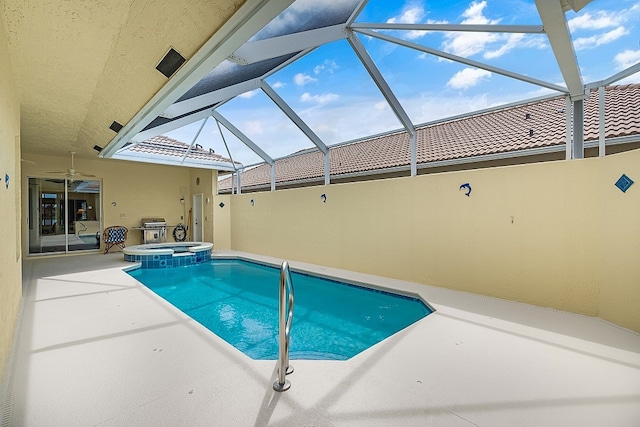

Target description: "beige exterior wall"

left=598, top=149, right=640, bottom=330
left=222, top=149, right=640, bottom=332
left=213, top=194, right=232, bottom=249
left=20, top=154, right=217, bottom=251
left=0, top=15, right=21, bottom=383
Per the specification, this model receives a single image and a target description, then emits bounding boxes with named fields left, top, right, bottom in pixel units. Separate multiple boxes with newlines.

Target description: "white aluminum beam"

left=100, top=0, right=294, bottom=158
left=212, top=110, right=274, bottom=166
left=573, top=99, right=584, bottom=159
left=271, top=165, right=276, bottom=191
left=346, top=0, right=369, bottom=26
left=111, top=152, right=237, bottom=171
left=229, top=24, right=347, bottom=65
left=324, top=153, right=330, bottom=185
left=181, top=117, right=207, bottom=164
left=351, top=22, right=544, bottom=33
left=348, top=33, right=415, bottom=137
left=161, top=79, right=261, bottom=120
left=534, top=0, right=584, bottom=99
left=260, top=82, right=328, bottom=154
left=602, top=62, right=640, bottom=86
left=132, top=108, right=215, bottom=143
left=410, top=133, right=417, bottom=176
left=354, top=28, right=568, bottom=94
left=215, top=118, right=239, bottom=171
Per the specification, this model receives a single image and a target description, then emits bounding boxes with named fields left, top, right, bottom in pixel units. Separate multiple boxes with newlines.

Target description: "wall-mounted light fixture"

left=180, top=197, right=185, bottom=204
left=321, top=193, right=327, bottom=203
left=250, top=199, right=255, bottom=206
left=219, top=202, right=225, bottom=208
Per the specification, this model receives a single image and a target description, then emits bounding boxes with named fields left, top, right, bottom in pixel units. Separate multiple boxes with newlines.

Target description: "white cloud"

left=615, top=49, right=640, bottom=70
left=374, top=101, right=388, bottom=111
left=573, top=26, right=629, bottom=50
left=484, top=33, right=524, bottom=59
left=447, top=68, right=491, bottom=90
left=294, top=73, right=317, bottom=86
left=438, top=1, right=545, bottom=61
left=238, top=89, right=259, bottom=99
left=242, top=120, right=264, bottom=137
left=300, top=92, right=339, bottom=104
left=272, top=81, right=286, bottom=89
left=441, top=1, right=501, bottom=58
left=568, top=11, right=623, bottom=32
left=314, top=59, right=339, bottom=75
left=387, top=4, right=424, bottom=24
left=387, top=3, right=430, bottom=40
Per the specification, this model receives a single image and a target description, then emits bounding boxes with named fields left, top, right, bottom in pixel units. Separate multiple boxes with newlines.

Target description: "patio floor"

left=4, top=251, right=640, bottom=426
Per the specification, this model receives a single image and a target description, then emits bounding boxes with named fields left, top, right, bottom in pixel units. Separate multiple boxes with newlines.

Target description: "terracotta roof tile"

left=221, top=84, right=640, bottom=191
left=128, top=135, right=239, bottom=166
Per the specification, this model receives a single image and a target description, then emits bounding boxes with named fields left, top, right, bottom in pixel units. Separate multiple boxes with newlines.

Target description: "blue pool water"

left=128, top=259, right=432, bottom=360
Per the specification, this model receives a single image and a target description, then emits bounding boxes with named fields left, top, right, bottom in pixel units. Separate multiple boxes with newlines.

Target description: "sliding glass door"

left=28, top=177, right=102, bottom=254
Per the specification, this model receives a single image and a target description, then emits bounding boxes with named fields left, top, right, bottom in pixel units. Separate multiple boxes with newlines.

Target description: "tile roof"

left=219, top=84, right=640, bottom=192
left=126, top=135, right=239, bottom=167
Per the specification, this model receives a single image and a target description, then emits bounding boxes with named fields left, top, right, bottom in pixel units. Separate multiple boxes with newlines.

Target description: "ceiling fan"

left=46, top=151, right=96, bottom=181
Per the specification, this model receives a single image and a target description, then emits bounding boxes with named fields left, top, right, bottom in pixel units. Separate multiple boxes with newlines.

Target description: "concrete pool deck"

left=4, top=251, right=640, bottom=426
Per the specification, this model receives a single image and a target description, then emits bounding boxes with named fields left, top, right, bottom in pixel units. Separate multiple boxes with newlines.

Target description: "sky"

left=164, top=0, right=640, bottom=168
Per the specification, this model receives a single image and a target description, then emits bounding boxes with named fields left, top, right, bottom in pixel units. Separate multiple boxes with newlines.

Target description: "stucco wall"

left=0, top=14, right=21, bottom=384
left=213, top=194, right=231, bottom=249
left=598, top=149, right=640, bottom=330
left=217, top=149, right=640, bottom=332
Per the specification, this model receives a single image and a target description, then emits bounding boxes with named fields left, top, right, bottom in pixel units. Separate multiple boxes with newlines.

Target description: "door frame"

left=192, top=193, right=204, bottom=242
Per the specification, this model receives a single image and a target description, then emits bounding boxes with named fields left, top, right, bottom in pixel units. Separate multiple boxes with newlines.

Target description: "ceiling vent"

left=156, top=48, right=186, bottom=78
left=109, top=121, right=123, bottom=133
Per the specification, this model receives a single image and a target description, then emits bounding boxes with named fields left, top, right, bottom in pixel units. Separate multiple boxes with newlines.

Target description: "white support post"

left=410, top=133, right=417, bottom=177
left=565, top=96, right=572, bottom=160
left=598, top=86, right=605, bottom=157
left=271, top=165, right=276, bottom=191
left=237, top=170, right=242, bottom=195
left=572, top=99, right=584, bottom=159
left=324, top=152, right=330, bottom=185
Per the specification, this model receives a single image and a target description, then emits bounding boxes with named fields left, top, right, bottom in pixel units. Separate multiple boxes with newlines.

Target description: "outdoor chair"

left=103, top=226, right=128, bottom=254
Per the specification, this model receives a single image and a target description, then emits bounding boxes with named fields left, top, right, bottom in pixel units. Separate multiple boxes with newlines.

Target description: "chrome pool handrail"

left=273, top=261, right=294, bottom=392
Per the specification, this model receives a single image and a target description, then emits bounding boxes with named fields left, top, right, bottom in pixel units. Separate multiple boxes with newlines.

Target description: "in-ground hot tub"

left=123, top=242, right=213, bottom=268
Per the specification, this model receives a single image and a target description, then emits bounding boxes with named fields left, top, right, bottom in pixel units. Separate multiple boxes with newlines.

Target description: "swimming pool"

left=127, top=258, right=433, bottom=360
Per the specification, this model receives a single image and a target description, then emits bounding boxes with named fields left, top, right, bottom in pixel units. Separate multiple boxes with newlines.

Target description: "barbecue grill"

left=138, top=217, right=167, bottom=244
